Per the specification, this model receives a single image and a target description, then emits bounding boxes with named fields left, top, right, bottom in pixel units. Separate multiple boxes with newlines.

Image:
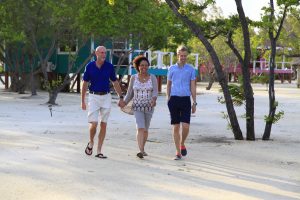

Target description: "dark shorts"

left=167, top=96, right=191, bottom=124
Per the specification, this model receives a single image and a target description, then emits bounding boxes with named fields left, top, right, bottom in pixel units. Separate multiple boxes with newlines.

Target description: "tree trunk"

left=262, top=0, right=288, bottom=140
left=10, top=72, right=19, bottom=92
left=48, top=90, right=58, bottom=105
left=30, top=72, right=37, bottom=96
left=18, top=75, right=26, bottom=94
left=263, top=45, right=277, bottom=140
left=9, top=73, right=27, bottom=94
left=206, top=69, right=215, bottom=90
left=235, top=0, right=255, bottom=140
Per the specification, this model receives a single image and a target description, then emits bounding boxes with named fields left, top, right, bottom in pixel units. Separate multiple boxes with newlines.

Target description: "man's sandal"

left=137, top=152, right=144, bottom=159
left=85, top=143, right=93, bottom=156
left=95, top=153, right=107, bottom=159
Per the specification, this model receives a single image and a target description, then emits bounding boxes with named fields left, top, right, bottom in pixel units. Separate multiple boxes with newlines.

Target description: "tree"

left=0, top=1, right=36, bottom=94
left=279, top=7, right=300, bottom=56
left=261, top=0, right=299, bottom=140
left=227, top=0, right=255, bottom=140
left=21, top=0, right=90, bottom=104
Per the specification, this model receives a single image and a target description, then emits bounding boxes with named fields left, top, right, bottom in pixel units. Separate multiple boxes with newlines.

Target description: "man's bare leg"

left=173, top=124, right=181, bottom=155
left=88, top=122, right=97, bottom=148
left=97, top=122, right=107, bottom=154
left=181, top=122, right=190, bottom=146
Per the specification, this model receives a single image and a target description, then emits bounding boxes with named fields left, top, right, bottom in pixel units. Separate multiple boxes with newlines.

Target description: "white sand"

left=0, top=82, right=299, bottom=200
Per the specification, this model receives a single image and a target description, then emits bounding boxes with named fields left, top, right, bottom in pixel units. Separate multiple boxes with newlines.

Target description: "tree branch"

left=275, top=5, right=288, bottom=41
left=226, top=31, right=243, bottom=64
left=235, top=0, right=251, bottom=63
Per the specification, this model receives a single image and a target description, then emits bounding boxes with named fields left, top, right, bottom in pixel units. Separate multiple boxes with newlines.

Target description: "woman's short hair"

left=132, top=55, right=150, bottom=72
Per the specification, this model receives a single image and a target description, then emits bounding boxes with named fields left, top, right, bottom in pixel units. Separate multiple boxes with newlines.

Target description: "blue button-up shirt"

left=167, top=63, right=196, bottom=96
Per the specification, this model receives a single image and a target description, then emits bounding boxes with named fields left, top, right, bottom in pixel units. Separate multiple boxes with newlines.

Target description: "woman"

left=119, top=55, right=158, bottom=159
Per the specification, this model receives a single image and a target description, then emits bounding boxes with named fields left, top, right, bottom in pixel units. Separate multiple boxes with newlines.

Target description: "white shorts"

left=88, top=93, right=112, bottom=123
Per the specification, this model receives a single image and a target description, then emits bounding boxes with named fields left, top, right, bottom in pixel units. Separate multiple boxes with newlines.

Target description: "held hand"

left=151, top=99, right=156, bottom=107
left=118, top=99, right=126, bottom=108
left=191, top=104, right=196, bottom=114
left=81, top=102, right=86, bottom=110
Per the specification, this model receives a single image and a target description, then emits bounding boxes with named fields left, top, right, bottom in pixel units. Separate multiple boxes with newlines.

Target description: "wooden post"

left=297, top=68, right=300, bottom=88
left=5, top=72, right=9, bottom=89
left=76, top=73, right=81, bottom=93
left=127, top=75, right=131, bottom=85
left=157, top=76, right=162, bottom=93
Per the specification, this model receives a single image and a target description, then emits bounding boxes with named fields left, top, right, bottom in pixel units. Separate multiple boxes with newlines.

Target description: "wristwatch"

left=119, top=95, right=124, bottom=99
left=193, top=102, right=197, bottom=106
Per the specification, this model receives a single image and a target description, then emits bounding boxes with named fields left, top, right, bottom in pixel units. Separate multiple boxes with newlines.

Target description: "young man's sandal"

left=95, top=153, right=107, bottom=159
left=174, top=154, right=182, bottom=160
left=85, top=143, right=93, bottom=156
left=181, top=146, right=187, bottom=156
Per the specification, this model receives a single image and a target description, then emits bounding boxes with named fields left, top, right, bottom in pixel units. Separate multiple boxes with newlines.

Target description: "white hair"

left=95, top=46, right=106, bottom=52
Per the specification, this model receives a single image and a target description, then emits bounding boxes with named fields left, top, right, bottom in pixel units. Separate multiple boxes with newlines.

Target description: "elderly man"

left=81, top=46, right=123, bottom=158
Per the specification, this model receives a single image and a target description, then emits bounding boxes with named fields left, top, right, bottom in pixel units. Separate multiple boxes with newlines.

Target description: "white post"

left=169, top=52, right=174, bottom=67
left=145, top=50, right=152, bottom=66
left=154, top=51, right=164, bottom=69
left=3, top=40, right=6, bottom=71
left=105, top=49, right=112, bottom=63
left=128, top=52, right=132, bottom=75
left=191, top=53, right=199, bottom=68
left=91, top=35, right=94, bottom=53
left=90, top=35, right=95, bottom=61
left=297, top=67, right=300, bottom=88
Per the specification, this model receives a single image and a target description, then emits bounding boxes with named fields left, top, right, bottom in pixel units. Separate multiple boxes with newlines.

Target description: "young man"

left=167, top=45, right=197, bottom=160
left=81, top=46, right=123, bottom=159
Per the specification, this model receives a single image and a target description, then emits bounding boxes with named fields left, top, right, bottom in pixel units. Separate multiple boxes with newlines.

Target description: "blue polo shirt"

left=167, top=63, right=196, bottom=96
left=83, top=61, right=117, bottom=92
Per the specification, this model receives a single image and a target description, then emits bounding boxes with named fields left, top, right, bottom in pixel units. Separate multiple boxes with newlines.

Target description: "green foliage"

left=0, top=1, right=26, bottom=43
left=264, top=110, right=284, bottom=124
left=77, top=0, right=116, bottom=36
left=221, top=111, right=232, bottom=130
left=278, top=8, right=300, bottom=55
left=42, top=76, right=63, bottom=91
left=178, top=6, right=188, bottom=16
left=240, top=113, right=249, bottom=119
left=77, top=0, right=188, bottom=49
left=251, top=74, right=269, bottom=84
left=107, top=0, right=115, bottom=5
left=218, top=84, right=245, bottom=106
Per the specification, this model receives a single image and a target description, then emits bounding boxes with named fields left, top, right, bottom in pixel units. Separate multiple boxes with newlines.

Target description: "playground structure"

left=106, top=49, right=199, bottom=70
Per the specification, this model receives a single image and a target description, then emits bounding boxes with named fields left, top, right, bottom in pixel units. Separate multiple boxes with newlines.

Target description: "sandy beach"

left=0, top=82, right=299, bottom=200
